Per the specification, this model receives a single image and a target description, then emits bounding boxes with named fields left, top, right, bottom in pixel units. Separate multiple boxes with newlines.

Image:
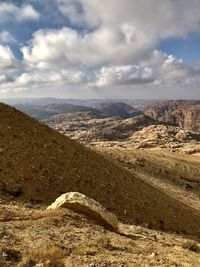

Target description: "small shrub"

left=182, top=240, right=200, bottom=253
left=2, top=248, right=22, bottom=262
left=22, top=246, right=66, bottom=267
left=97, top=235, right=112, bottom=249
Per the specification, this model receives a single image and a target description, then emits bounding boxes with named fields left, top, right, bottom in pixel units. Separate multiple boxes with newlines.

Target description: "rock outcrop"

left=45, top=114, right=156, bottom=142
left=130, top=125, right=200, bottom=152
left=144, top=100, right=200, bottom=133
left=47, top=192, right=118, bottom=231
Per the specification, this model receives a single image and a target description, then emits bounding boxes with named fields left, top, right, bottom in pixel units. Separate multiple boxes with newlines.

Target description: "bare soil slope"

left=1, top=103, right=200, bottom=236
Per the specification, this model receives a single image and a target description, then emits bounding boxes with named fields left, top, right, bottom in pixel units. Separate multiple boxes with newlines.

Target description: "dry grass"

left=18, top=246, right=66, bottom=267
left=0, top=204, right=200, bottom=267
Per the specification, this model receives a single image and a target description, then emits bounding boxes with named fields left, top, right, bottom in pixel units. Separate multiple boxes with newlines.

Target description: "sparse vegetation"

left=25, top=246, right=65, bottom=267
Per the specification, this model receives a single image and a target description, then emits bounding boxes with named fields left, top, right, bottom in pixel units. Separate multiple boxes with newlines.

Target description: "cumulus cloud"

left=0, top=74, right=14, bottom=85
left=21, top=1, right=200, bottom=72
left=0, top=45, right=20, bottom=93
left=1, top=0, right=200, bottom=97
left=17, top=69, right=89, bottom=86
left=0, top=2, right=40, bottom=22
left=0, top=31, right=16, bottom=44
left=0, top=68, right=90, bottom=94
left=21, top=26, right=152, bottom=69
left=96, top=65, right=154, bottom=86
left=94, top=51, right=200, bottom=87
left=143, top=51, right=200, bottom=85
left=0, top=45, right=18, bottom=70
left=56, top=0, right=200, bottom=38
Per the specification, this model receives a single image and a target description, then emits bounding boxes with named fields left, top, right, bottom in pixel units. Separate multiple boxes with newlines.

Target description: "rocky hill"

left=95, top=102, right=142, bottom=119
left=45, top=113, right=156, bottom=142
left=91, top=124, right=200, bottom=154
left=130, top=125, right=200, bottom=152
left=44, top=111, right=200, bottom=154
left=144, top=100, right=200, bottom=133
left=1, top=103, right=200, bottom=237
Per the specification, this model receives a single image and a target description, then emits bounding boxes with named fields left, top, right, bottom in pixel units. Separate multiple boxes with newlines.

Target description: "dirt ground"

left=0, top=198, right=200, bottom=267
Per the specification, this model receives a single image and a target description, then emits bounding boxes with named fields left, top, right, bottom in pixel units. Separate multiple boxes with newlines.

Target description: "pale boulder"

left=47, top=192, right=118, bottom=231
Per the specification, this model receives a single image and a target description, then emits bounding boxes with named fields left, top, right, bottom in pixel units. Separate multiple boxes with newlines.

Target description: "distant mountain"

left=1, top=97, right=70, bottom=106
left=15, top=103, right=101, bottom=119
left=44, top=103, right=100, bottom=114
left=14, top=104, right=57, bottom=119
left=144, top=100, right=200, bottom=133
left=95, top=102, right=142, bottom=119
left=14, top=102, right=143, bottom=120
left=1, top=97, right=160, bottom=109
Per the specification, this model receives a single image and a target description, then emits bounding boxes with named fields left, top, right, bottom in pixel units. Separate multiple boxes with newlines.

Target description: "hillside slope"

left=1, top=103, right=200, bottom=236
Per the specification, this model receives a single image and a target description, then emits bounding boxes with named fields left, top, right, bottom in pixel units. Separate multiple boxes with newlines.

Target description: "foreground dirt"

left=0, top=199, right=200, bottom=267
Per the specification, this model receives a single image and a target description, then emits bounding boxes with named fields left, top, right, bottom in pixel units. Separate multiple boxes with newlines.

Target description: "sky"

left=0, top=0, right=200, bottom=99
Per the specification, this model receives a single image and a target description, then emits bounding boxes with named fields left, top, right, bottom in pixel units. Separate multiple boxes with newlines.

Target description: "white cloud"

left=0, top=3, right=40, bottom=22
left=21, top=0, right=200, bottom=72
left=95, top=50, right=200, bottom=87
left=0, top=31, right=16, bottom=44
left=57, top=0, right=200, bottom=38
left=0, top=74, right=13, bottom=85
left=0, top=45, right=18, bottom=70
left=17, top=69, right=89, bottom=86
left=21, top=26, right=154, bottom=69
left=0, top=68, right=90, bottom=94
left=143, top=51, right=200, bottom=86
left=96, top=65, right=154, bottom=86
left=1, top=0, right=200, bottom=97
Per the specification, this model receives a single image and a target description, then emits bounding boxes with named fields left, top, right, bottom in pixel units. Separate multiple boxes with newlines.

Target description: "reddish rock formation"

left=144, top=100, right=200, bottom=133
